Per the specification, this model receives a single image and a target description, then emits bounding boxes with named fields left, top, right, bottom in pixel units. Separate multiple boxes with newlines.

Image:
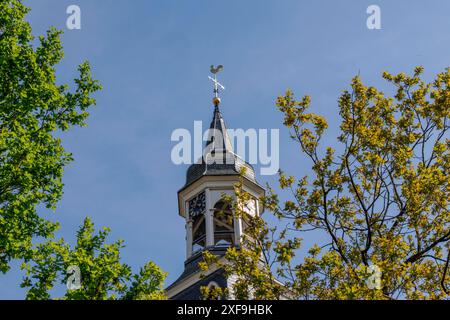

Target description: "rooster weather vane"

left=208, top=65, right=225, bottom=106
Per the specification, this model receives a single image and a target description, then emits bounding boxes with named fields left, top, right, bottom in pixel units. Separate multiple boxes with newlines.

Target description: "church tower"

left=166, top=66, right=265, bottom=300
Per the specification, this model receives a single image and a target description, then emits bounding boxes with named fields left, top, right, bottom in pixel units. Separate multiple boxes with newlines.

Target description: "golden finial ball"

left=213, top=97, right=221, bottom=106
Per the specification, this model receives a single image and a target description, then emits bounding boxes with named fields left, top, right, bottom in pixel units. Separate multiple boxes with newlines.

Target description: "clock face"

left=188, top=192, right=206, bottom=218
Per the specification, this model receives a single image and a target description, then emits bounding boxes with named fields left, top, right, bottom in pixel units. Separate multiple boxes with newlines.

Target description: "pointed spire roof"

left=205, top=105, right=233, bottom=153
left=183, top=104, right=257, bottom=188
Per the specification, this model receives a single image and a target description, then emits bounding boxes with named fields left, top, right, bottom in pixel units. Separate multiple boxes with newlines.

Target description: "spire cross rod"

left=208, top=75, right=225, bottom=98
left=209, top=65, right=225, bottom=98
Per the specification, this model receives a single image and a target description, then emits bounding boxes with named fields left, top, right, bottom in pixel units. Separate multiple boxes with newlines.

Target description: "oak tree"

left=204, top=67, right=450, bottom=300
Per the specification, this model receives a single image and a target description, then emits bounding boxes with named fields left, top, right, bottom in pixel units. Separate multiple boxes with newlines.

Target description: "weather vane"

left=208, top=65, right=225, bottom=106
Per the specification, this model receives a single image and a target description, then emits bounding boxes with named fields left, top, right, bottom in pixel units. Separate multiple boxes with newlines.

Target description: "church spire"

left=205, top=104, right=234, bottom=154
left=182, top=65, right=257, bottom=188
left=205, top=65, right=233, bottom=157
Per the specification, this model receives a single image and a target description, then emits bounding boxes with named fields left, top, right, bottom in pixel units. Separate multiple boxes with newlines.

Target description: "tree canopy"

left=0, top=1, right=167, bottom=300
left=0, top=0, right=100, bottom=272
left=203, top=67, right=450, bottom=300
left=21, top=217, right=167, bottom=300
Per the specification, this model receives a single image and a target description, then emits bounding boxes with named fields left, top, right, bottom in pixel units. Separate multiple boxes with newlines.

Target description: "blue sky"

left=1, top=0, right=450, bottom=298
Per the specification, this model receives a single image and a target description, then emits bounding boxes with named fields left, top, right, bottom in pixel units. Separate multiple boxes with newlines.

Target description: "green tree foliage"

left=203, top=67, right=450, bottom=300
left=0, top=0, right=101, bottom=272
left=21, top=217, right=167, bottom=300
left=1, top=2, right=167, bottom=301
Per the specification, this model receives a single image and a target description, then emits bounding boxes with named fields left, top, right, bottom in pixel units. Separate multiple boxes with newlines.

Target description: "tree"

left=0, top=2, right=167, bottom=300
left=203, top=67, right=450, bottom=300
left=21, top=217, right=167, bottom=300
left=0, top=1, right=101, bottom=272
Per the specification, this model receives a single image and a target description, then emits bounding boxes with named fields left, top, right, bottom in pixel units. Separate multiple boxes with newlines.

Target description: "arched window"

left=213, top=200, right=234, bottom=246
left=192, top=214, right=206, bottom=253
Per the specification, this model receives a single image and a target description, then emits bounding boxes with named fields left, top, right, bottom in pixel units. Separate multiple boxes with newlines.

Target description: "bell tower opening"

left=192, top=214, right=206, bottom=253
left=213, top=200, right=234, bottom=247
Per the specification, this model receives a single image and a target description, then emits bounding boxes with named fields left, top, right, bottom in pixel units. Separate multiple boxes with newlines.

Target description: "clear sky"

left=1, top=0, right=450, bottom=298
